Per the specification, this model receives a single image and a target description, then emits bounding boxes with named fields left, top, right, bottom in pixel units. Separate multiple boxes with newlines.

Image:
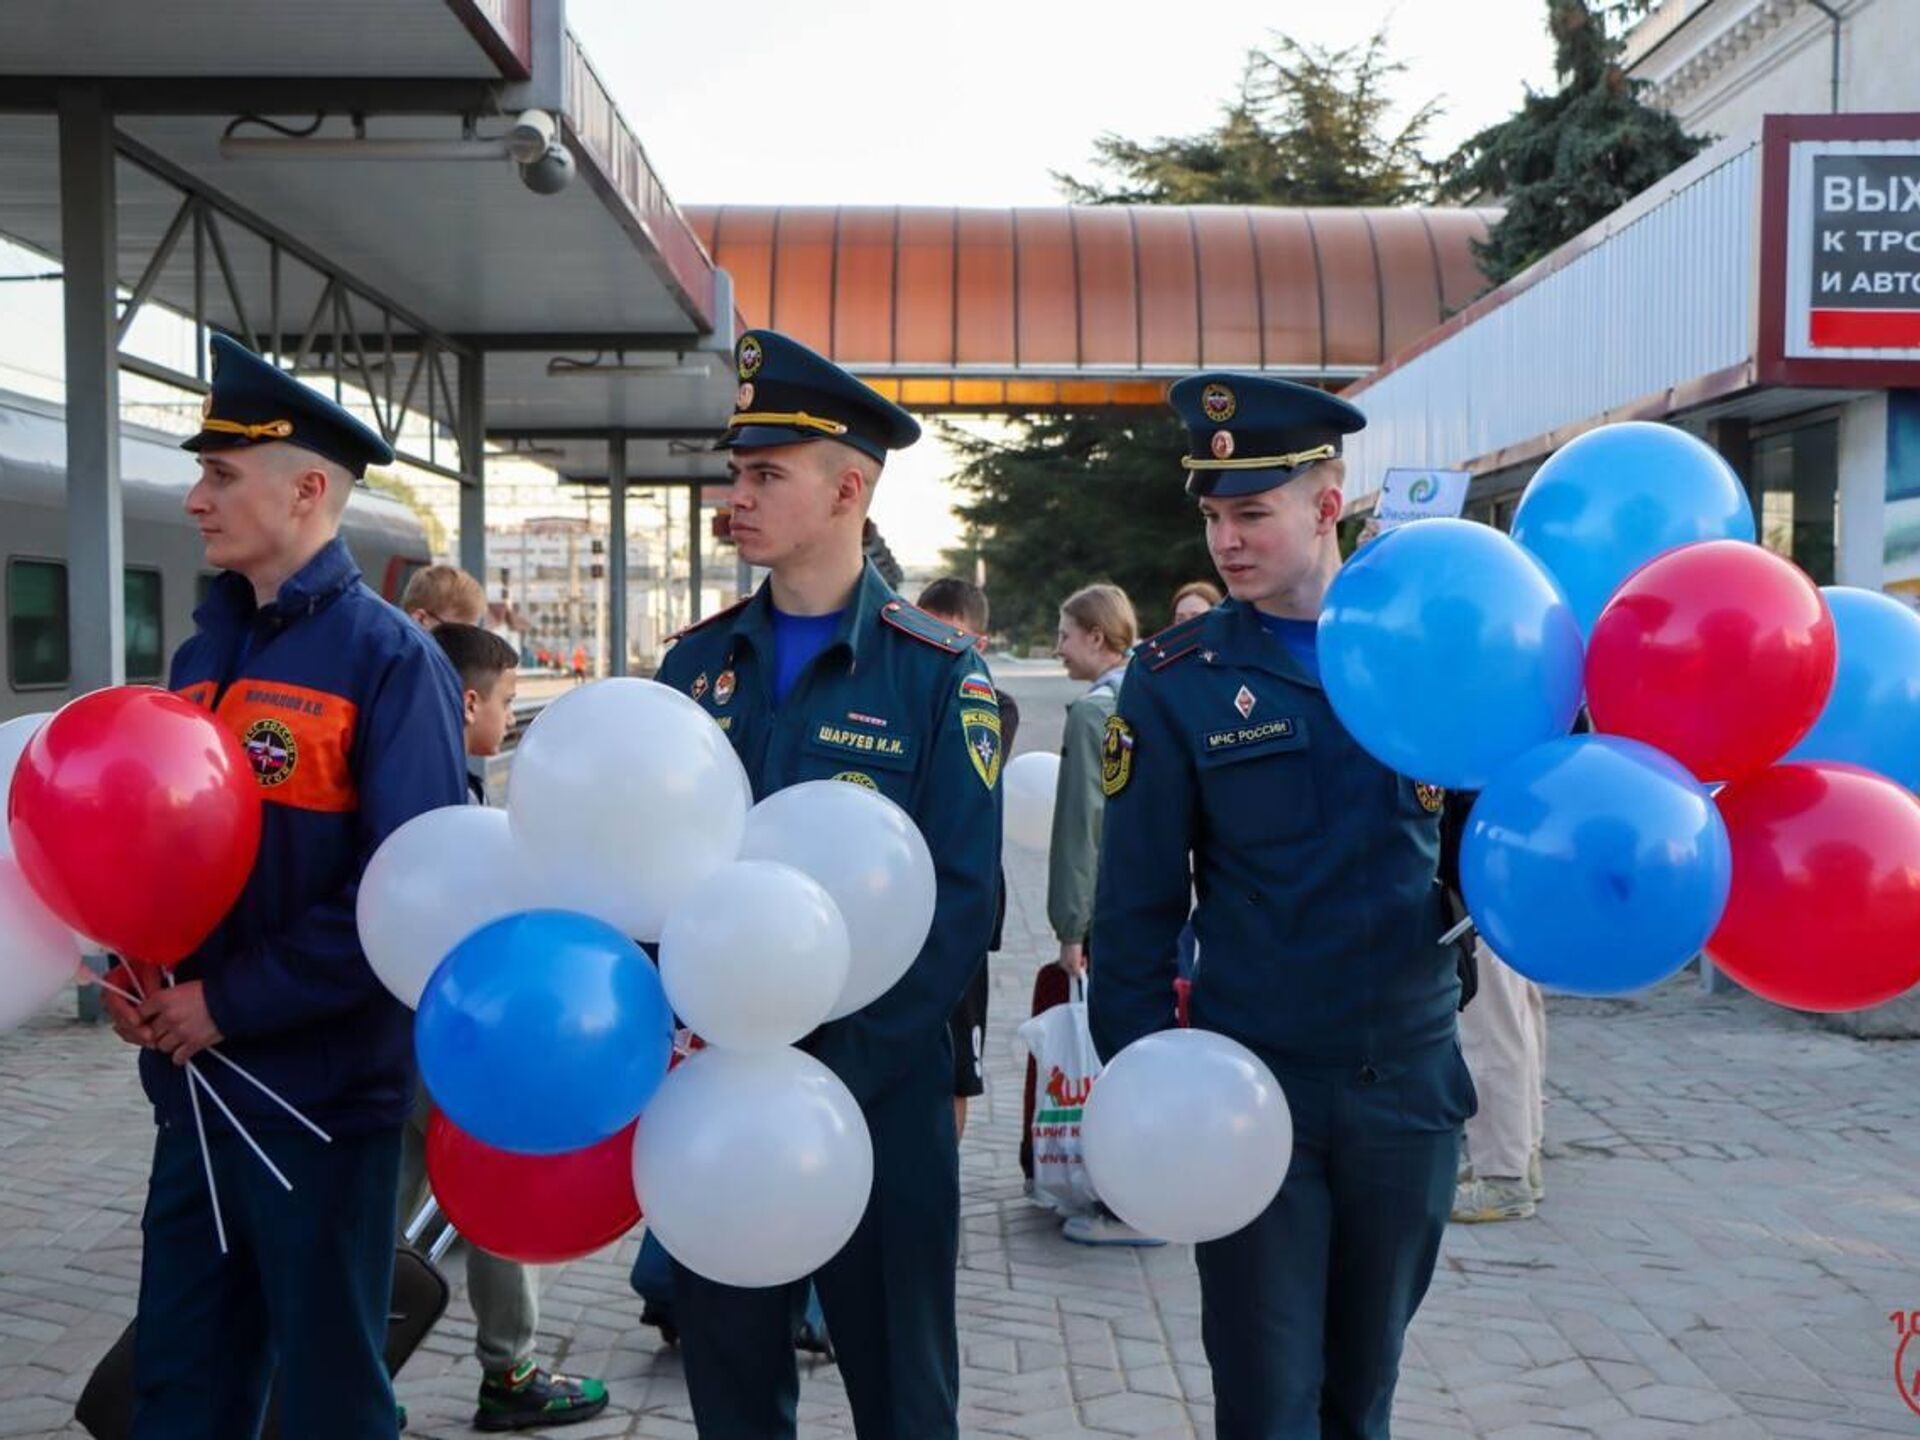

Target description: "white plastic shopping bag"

left=1017, top=976, right=1101, bottom=1216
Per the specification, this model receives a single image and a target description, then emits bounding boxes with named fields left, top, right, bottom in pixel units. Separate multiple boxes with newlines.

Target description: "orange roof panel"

left=1070, top=206, right=1139, bottom=368
left=1191, top=207, right=1262, bottom=369
left=833, top=207, right=896, bottom=365
left=682, top=203, right=1494, bottom=408
left=1013, top=207, right=1079, bottom=366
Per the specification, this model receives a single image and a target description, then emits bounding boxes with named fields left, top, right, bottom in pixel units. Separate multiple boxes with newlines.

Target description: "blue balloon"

left=1512, top=421, right=1755, bottom=635
left=1462, top=736, right=1731, bottom=995
left=1785, top=587, right=1920, bottom=789
left=416, top=909, right=673, bottom=1155
left=1319, top=518, right=1584, bottom=789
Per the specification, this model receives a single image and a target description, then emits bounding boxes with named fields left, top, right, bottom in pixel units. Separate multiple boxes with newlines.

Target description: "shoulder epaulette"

left=879, top=598, right=976, bottom=654
left=665, top=596, right=750, bottom=647
left=1140, top=614, right=1210, bottom=672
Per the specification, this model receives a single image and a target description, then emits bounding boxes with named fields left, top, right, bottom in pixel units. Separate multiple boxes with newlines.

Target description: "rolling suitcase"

left=73, top=1242, right=448, bottom=1439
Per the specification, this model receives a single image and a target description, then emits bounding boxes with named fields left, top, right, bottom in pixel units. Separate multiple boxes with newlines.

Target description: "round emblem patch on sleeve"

left=1101, top=715, right=1135, bottom=797
left=243, top=717, right=298, bottom=788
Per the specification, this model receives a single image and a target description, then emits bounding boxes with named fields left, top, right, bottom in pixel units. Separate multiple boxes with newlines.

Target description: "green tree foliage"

left=1438, top=0, right=1705, bottom=286
left=941, top=416, right=1214, bottom=648
left=955, top=29, right=1436, bottom=642
left=1057, top=30, right=1438, bottom=207
left=365, top=467, right=448, bottom=555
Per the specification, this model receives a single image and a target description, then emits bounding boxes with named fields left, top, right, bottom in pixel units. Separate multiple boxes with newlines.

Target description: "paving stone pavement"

left=4, top=659, right=1919, bottom=1437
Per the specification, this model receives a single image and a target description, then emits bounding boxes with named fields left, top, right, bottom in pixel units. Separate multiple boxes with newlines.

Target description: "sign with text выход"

left=1786, top=140, right=1920, bottom=357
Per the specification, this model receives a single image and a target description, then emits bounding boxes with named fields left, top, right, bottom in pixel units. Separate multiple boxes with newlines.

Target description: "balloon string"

left=1439, top=915, right=1476, bottom=947
left=185, top=1062, right=293, bottom=1192
left=183, top=1060, right=229, bottom=1256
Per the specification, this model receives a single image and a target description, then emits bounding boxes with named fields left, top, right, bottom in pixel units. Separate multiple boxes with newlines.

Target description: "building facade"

left=1342, top=3, right=1920, bottom=599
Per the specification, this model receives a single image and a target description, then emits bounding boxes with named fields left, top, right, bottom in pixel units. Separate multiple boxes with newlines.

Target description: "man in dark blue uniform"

left=101, top=335, right=467, bottom=1438
left=653, top=330, right=1003, bottom=1440
left=1089, top=374, right=1475, bottom=1440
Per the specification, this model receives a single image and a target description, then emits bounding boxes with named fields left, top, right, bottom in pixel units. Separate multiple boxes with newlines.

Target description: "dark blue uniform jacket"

left=654, top=563, right=1003, bottom=1106
left=153, top=536, right=467, bottom=1135
left=1090, top=600, right=1461, bottom=1073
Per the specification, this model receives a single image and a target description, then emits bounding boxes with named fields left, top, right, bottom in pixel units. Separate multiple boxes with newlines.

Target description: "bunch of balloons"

left=1323, top=420, right=1920, bottom=1011
left=359, top=678, right=937, bottom=1279
left=2, top=691, right=264, bottom=1031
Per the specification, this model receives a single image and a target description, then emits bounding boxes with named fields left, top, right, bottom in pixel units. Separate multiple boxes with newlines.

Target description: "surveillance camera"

left=504, top=109, right=556, bottom=165
left=519, top=140, right=574, bottom=196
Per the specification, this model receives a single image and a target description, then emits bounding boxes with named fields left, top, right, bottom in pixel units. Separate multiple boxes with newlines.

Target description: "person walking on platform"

left=401, top=563, right=486, bottom=631
left=653, top=329, right=1002, bottom=1440
left=1168, top=579, right=1222, bottom=627
left=1018, top=583, right=1161, bottom=1246
left=101, top=335, right=469, bottom=1440
left=398, top=621, right=611, bottom=1429
left=915, top=577, right=1019, bottom=1143
left=1453, top=936, right=1548, bottom=1223
left=1089, top=372, right=1476, bottom=1440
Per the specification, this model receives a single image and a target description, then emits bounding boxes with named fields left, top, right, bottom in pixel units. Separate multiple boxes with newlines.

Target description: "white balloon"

left=0, top=713, right=53, bottom=861
left=739, top=781, right=936, bottom=1019
left=1003, top=752, right=1060, bottom=852
left=357, top=805, right=538, bottom=1007
left=509, top=679, right=752, bottom=941
left=0, top=856, right=82, bottom=1033
left=660, top=861, right=850, bottom=1050
left=1081, top=1028, right=1293, bottom=1244
left=633, top=1046, right=873, bottom=1287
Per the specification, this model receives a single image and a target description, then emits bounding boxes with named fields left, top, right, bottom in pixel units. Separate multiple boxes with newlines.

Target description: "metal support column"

left=687, top=481, right=704, bottom=624
left=608, top=432, right=628, bottom=675
left=58, top=86, right=125, bottom=694
left=457, top=350, right=486, bottom=578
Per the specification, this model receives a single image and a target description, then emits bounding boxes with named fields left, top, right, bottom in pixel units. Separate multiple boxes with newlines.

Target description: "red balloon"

left=1586, top=541, right=1835, bottom=783
left=426, top=1110, right=641, bottom=1265
left=7, top=687, right=262, bottom=966
left=1707, top=763, right=1920, bottom=1012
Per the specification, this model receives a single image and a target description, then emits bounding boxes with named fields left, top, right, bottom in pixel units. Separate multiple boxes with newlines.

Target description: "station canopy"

left=0, top=0, right=738, bottom=486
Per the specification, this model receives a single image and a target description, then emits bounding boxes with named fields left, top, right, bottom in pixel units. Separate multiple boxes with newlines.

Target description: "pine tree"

left=956, top=29, right=1436, bottom=640
left=1438, top=0, right=1704, bottom=286
left=1057, top=31, right=1438, bottom=208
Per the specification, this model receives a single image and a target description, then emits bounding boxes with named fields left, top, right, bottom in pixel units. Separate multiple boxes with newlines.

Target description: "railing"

left=562, top=32, right=719, bottom=330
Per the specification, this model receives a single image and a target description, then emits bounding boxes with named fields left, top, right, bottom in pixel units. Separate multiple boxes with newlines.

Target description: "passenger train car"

left=1, top=389, right=432, bottom=723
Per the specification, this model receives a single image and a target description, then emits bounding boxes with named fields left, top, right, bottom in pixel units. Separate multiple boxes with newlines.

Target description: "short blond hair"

left=401, top=564, right=485, bottom=625
left=1060, top=583, right=1138, bottom=655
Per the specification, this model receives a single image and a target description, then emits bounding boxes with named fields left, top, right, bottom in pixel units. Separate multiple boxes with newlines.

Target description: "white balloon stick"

left=183, top=1064, right=228, bottom=1256
left=187, top=1061, right=293, bottom=1192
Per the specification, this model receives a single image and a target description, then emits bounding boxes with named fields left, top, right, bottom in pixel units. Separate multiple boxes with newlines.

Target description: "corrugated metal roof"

left=685, top=204, right=1500, bottom=411
left=1343, top=134, right=1763, bottom=500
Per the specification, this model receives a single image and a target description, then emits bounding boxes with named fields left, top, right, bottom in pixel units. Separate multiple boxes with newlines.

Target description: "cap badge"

left=737, top=336, right=763, bottom=379
left=735, top=382, right=754, bottom=410
left=1201, top=383, right=1236, bottom=423
left=1211, top=430, right=1235, bottom=460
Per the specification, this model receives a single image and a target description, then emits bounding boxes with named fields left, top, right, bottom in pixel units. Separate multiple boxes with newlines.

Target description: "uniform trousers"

left=133, top=1121, right=401, bottom=1440
left=671, top=1044, right=960, bottom=1440
left=1195, top=1043, right=1471, bottom=1440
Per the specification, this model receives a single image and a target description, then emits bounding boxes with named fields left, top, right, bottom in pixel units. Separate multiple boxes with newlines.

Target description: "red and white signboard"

left=1783, top=138, right=1920, bottom=358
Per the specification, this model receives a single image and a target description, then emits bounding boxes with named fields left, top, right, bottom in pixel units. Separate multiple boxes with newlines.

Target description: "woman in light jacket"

left=1021, top=582, right=1151, bottom=1245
